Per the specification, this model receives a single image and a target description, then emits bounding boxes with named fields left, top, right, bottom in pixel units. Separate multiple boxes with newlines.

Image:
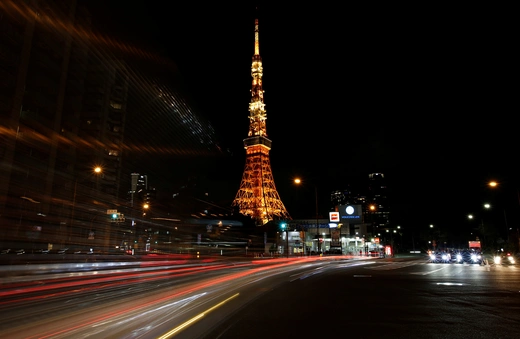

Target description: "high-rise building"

left=232, top=18, right=290, bottom=226
left=330, top=173, right=390, bottom=238
left=367, top=173, right=389, bottom=220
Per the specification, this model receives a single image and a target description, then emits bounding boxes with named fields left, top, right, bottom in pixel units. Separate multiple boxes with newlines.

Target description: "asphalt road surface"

left=1, top=255, right=519, bottom=339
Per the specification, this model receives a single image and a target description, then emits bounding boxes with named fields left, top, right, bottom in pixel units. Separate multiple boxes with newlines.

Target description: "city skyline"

left=56, top=2, right=520, bottom=230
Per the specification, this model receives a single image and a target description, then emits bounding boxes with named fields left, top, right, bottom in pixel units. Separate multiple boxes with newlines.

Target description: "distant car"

left=369, top=250, right=385, bottom=258
left=458, top=250, right=484, bottom=264
left=429, top=251, right=451, bottom=263
left=325, top=248, right=342, bottom=255
left=453, top=251, right=464, bottom=263
left=494, top=252, right=515, bottom=265
left=1, top=249, right=25, bottom=255
left=48, top=248, right=69, bottom=255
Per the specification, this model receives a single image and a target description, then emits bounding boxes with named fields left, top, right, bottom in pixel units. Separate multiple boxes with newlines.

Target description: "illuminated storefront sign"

left=338, top=204, right=362, bottom=224
left=329, top=211, right=340, bottom=222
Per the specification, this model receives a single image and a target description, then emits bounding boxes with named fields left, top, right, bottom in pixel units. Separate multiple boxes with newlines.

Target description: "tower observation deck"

left=231, top=18, right=291, bottom=226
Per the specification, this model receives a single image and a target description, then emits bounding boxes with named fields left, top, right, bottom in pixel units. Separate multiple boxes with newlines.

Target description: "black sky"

left=81, top=2, right=517, bottom=230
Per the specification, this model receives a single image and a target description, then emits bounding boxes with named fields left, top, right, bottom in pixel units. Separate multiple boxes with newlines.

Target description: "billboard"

left=468, top=241, right=481, bottom=249
left=329, top=212, right=340, bottom=222
left=338, top=204, right=363, bottom=224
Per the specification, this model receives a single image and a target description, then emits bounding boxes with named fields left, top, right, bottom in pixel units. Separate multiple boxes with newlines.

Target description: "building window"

left=110, top=101, right=122, bottom=110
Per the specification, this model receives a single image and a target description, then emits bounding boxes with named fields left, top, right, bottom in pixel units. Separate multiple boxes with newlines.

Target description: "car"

left=324, top=248, right=342, bottom=255
left=0, top=248, right=25, bottom=255
left=429, top=251, right=451, bottom=263
left=34, top=249, right=49, bottom=254
left=494, top=251, right=515, bottom=265
left=458, top=249, right=484, bottom=264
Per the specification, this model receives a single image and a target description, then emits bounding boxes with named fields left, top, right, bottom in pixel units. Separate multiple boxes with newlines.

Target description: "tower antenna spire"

left=254, top=18, right=260, bottom=56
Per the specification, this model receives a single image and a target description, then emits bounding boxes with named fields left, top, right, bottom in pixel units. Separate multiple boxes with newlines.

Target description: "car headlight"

left=442, top=254, right=448, bottom=260
left=508, top=256, right=515, bottom=264
left=430, top=254, right=436, bottom=260
left=456, top=254, right=462, bottom=261
left=494, top=256, right=501, bottom=264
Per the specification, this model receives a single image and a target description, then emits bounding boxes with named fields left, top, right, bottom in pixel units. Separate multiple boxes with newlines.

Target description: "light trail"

left=156, top=293, right=240, bottom=338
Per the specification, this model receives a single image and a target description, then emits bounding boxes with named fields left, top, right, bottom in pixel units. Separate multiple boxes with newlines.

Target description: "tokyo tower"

left=232, top=18, right=291, bottom=226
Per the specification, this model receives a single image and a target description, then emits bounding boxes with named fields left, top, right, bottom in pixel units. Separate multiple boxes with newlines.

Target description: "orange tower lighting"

left=232, top=18, right=291, bottom=226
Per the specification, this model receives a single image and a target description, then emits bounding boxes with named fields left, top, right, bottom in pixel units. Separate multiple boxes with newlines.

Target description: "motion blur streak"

left=157, top=293, right=240, bottom=339
left=290, top=266, right=324, bottom=281
left=18, top=261, right=303, bottom=338
left=0, top=0, right=175, bottom=69
left=436, top=282, right=464, bottom=286
left=0, top=263, right=249, bottom=302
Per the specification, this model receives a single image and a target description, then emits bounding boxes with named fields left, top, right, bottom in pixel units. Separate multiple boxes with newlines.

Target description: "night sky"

left=80, top=2, right=517, bottom=233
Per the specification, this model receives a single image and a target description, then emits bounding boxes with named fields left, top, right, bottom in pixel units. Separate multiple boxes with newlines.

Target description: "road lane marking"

left=410, top=266, right=448, bottom=275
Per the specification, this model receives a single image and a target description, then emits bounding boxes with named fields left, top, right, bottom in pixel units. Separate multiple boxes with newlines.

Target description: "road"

left=1, top=255, right=519, bottom=339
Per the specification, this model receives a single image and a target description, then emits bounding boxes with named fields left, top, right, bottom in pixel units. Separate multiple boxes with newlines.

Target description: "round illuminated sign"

left=346, top=206, right=354, bottom=215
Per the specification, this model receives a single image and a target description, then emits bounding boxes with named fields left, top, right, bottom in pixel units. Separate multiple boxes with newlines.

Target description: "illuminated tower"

left=232, top=18, right=291, bottom=225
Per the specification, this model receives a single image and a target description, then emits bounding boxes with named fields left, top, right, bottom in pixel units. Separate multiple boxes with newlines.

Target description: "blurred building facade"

left=0, top=0, right=225, bottom=254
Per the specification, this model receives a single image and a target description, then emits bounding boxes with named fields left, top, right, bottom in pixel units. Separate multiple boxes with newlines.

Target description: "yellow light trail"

left=156, top=293, right=240, bottom=338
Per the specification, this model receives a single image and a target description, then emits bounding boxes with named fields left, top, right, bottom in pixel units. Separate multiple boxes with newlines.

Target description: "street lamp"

left=488, top=180, right=516, bottom=249
left=69, top=166, right=103, bottom=244
left=369, top=204, right=377, bottom=238
left=429, top=224, right=435, bottom=251
left=395, top=225, right=401, bottom=255
left=294, top=178, right=320, bottom=256
left=468, top=203, right=491, bottom=249
left=315, top=185, right=320, bottom=255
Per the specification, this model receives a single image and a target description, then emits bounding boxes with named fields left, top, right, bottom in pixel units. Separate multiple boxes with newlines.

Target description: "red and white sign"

left=468, top=241, right=481, bottom=249
left=329, top=212, right=340, bottom=222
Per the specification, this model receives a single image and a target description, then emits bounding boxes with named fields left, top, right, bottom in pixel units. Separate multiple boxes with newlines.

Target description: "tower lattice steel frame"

left=232, top=18, right=291, bottom=225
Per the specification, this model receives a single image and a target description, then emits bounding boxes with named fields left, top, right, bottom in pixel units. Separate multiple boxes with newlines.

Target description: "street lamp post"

left=488, top=181, right=517, bottom=249
left=69, top=166, right=102, bottom=246
left=468, top=203, right=491, bottom=249
left=395, top=225, right=401, bottom=255
left=369, top=204, right=376, bottom=237
left=429, top=224, right=435, bottom=251
left=315, top=185, right=320, bottom=255
left=294, top=178, right=320, bottom=256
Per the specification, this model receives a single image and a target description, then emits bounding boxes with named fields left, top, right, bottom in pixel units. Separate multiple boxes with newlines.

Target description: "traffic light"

left=280, top=223, right=286, bottom=231
left=111, top=213, right=125, bottom=223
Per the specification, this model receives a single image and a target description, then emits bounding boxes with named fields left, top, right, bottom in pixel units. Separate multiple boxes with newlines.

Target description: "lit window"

left=110, top=101, right=122, bottom=109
